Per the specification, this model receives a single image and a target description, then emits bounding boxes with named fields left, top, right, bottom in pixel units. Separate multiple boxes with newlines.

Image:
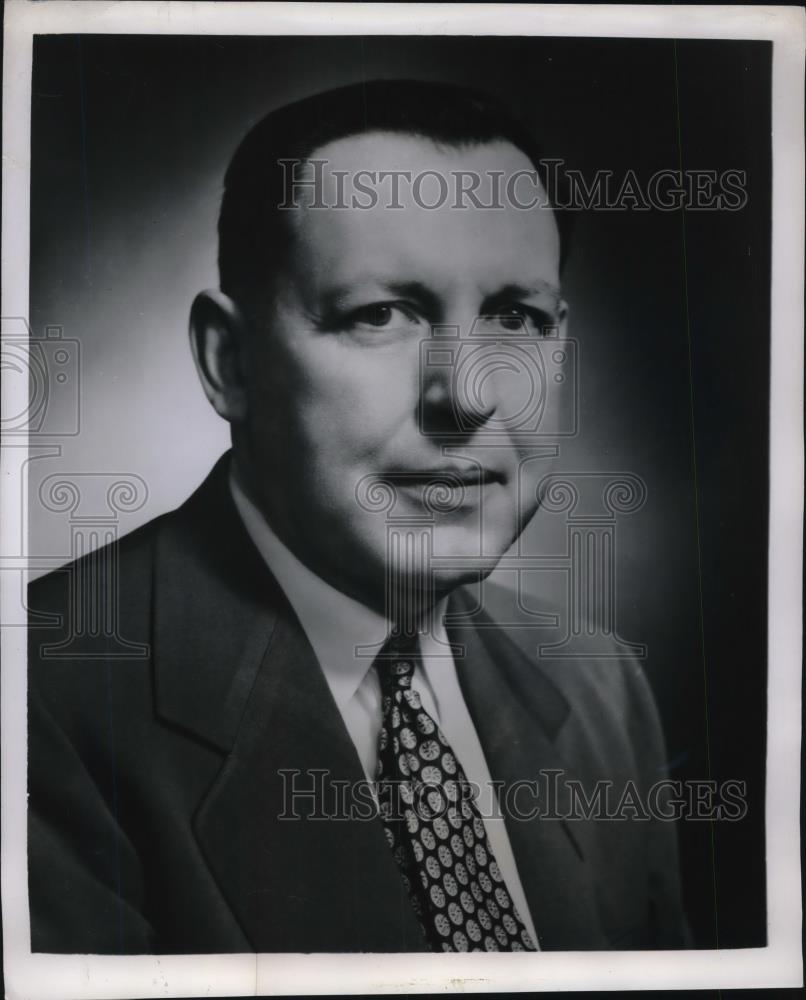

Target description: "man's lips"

left=381, top=467, right=506, bottom=487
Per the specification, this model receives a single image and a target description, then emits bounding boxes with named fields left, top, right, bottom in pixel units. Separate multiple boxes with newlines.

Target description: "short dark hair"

left=218, top=78, right=569, bottom=306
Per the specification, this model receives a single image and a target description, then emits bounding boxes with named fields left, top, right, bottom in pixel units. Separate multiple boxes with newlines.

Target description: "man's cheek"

left=329, top=383, right=410, bottom=442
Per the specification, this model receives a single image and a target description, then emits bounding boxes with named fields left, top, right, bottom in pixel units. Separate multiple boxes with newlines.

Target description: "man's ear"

left=189, top=290, right=249, bottom=423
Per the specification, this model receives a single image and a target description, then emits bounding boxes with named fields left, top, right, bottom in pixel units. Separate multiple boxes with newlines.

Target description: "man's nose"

left=419, top=326, right=498, bottom=438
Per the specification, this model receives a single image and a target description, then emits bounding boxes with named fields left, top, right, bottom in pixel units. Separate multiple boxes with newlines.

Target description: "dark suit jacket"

left=28, top=455, right=690, bottom=953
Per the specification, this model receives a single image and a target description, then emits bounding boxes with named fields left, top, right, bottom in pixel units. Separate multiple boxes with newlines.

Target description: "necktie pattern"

left=374, top=637, right=537, bottom=952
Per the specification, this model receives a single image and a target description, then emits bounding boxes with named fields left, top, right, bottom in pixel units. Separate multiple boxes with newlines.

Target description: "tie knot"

left=374, top=633, right=419, bottom=692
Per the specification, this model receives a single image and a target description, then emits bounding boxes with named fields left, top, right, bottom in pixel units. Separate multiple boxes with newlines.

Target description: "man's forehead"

left=293, top=130, right=550, bottom=204
left=282, top=131, right=561, bottom=293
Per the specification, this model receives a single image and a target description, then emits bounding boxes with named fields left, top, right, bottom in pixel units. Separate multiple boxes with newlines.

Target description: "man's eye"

left=482, top=306, right=553, bottom=335
left=496, top=307, right=529, bottom=332
left=347, top=303, right=418, bottom=330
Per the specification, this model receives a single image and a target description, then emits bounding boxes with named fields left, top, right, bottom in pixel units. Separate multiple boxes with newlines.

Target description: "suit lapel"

left=447, top=590, right=608, bottom=950
left=193, top=607, right=427, bottom=952
left=152, top=455, right=426, bottom=951
left=152, top=458, right=607, bottom=950
left=152, top=454, right=280, bottom=752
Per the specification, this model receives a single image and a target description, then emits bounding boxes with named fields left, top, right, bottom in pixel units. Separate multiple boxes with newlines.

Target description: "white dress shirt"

left=230, top=471, right=539, bottom=946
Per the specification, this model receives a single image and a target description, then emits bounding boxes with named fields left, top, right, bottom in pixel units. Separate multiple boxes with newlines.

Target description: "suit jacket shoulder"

left=448, top=580, right=690, bottom=949
left=27, top=456, right=690, bottom=953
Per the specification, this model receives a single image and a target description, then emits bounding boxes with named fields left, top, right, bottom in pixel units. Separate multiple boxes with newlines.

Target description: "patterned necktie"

left=374, top=635, right=537, bottom=952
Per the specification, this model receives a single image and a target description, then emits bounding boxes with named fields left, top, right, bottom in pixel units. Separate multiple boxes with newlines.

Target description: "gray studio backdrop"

left=27, top=34, right=771, bottom=948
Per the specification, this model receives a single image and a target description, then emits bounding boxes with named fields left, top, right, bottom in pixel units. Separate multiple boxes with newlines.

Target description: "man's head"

left=190, top=79, right=570, bottom=616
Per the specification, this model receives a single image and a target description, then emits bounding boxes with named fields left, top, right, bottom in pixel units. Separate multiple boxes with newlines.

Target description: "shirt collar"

left=230, top=468, right=435, bottom=710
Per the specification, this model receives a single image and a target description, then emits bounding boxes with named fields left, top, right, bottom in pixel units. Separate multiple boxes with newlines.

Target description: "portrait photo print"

left=2, top=3, right=803, bottom=997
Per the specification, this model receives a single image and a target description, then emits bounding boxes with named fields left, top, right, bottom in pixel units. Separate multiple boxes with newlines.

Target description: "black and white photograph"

left=1, top=2, right=803, bottom=996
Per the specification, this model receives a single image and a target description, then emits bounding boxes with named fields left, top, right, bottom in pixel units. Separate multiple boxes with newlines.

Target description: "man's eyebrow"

left=483, top=281, right=563, bottom=307
left=316, top=278, right=563, bottom=316
left=320, top=279, right=440, bottom=311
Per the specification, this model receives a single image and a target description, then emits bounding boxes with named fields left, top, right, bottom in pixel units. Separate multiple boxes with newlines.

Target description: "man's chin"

left=429, top=564, right=496, bottom=599
left=430, top=520, right=516, bottom=564
left=335, top=517, right=518, bottom=614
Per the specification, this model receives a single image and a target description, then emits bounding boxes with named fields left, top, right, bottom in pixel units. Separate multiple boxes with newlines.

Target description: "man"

left=28, top=79, right=689, bottom=953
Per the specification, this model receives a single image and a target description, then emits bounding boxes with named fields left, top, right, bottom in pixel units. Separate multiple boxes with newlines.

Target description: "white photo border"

left=2, top=2, right=803, bottom=996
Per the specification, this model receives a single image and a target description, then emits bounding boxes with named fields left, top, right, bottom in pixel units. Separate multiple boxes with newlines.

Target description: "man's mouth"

left=375, top=467, right=506, bottom=509
left=397, top=466, right=505, bottom=487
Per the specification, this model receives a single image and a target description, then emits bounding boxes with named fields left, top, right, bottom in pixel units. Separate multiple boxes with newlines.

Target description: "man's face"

left=237, top=132, right=566, bottom=612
